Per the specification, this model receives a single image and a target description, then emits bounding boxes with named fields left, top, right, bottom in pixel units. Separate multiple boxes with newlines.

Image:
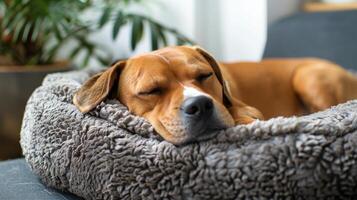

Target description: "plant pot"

left=0, top=62, right=71, bottom=160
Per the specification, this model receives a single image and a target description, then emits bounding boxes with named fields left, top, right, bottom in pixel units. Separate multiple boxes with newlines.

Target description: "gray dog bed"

left=21, top=68, right=357, bottom=199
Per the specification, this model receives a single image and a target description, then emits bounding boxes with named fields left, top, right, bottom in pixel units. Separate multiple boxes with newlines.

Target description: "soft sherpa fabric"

left=20, top=68, right=357, bottom=200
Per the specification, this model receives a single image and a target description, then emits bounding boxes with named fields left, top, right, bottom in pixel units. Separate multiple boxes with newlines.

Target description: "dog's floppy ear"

left=73, top=61, right=126, bottom=113
left=192, top=46, right=233, bottom=108
left=192, top=46, right=264, bottom=123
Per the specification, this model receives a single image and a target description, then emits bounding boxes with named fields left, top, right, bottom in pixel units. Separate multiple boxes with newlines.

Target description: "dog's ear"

left=192, top=46, right=233, bottom=108
left=73, top=61, right=126, bottom=113
left=192, top=46, right=264, bottom=123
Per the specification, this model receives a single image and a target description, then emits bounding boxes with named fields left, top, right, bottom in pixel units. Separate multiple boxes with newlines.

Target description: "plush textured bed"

left=20, top=68, right=357, bottom=199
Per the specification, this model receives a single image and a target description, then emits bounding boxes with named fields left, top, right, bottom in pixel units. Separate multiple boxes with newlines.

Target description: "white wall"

left=195, top=0, right=267, bottom=61
left=194, top=0, right=223, bottom=59
left=220, top=0, right=267, bottom=61
left=157, top=0, right=268, bottom=62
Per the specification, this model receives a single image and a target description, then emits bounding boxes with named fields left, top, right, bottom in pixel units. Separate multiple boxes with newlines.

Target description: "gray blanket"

left=20, top=68, right=357, bottom=200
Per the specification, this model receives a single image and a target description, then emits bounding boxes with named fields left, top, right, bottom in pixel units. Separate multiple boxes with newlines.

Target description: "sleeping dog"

left=74, top=46, right=357, bottom=145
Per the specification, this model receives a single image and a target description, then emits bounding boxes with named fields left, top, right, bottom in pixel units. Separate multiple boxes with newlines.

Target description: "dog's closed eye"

left=138, top=87, right=162, bottom=96
left=196, top=72, right=213, bottom=82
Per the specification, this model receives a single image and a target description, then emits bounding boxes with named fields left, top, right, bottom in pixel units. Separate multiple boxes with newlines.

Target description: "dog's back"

left=220, top=58, right=357, bottom=118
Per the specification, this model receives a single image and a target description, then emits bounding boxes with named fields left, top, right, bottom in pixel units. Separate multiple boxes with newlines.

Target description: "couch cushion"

left=264, top=10, right=357, bottom=70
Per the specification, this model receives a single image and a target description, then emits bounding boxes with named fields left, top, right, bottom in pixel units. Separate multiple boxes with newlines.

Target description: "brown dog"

left=73, top=46, right=357, bottom=145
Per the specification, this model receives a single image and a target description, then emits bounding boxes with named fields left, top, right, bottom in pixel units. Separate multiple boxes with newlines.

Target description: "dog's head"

left=74, top=46, right=236, bottom=145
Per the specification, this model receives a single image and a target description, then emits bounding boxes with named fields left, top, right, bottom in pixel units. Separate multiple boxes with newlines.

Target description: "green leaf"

left=3, top=10, right=23, bottom=31
left=157, top=27, right=167, bottom=46
left=98, top=6, right=112, bottom=28
left=53, top=24, right=63, bottom=40
left=130, top=16, right=144, bottom=50
left=45, top=42, right=64, bottom=63
left=30, top=19, right=42, bottom=42
left=11, top=19, right=26, bottom=42
left=58, top=21, right=71, bottom=35
left=69, top=45, right=82, bottom=60
left=75, top=35, right=93, bottom=49
left=95, top=54, right=110, bottom=66
left=21, top=22, right=33, bottom=42
left=2, top=3, right=27, bottom=29
left=112, top=11, right=125, bottom=40
left=82, top=49, right=92, bottom=68
left=149, top=22, right=159, bottom=50
left=176, top=37, right=186, bottom=46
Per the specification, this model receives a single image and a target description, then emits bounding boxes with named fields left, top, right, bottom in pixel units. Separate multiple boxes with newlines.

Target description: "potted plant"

left=0, top=0, right=193, bottom=159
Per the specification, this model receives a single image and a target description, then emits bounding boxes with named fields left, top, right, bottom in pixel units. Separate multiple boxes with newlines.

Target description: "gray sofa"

left=0, top=159, right=80, bottom=199
left=264, top=10, right=357, bottom=70
left=1, top=10, right=357, bottom=199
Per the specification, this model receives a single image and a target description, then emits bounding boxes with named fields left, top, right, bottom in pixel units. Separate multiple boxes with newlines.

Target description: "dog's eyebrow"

left=185, top=57, right=213, bottom=72
left=134, top=73, right=169, bottom=93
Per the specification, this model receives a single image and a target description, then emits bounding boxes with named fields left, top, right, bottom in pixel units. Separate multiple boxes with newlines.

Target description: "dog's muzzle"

left=180, top=96, right=227, bottom=139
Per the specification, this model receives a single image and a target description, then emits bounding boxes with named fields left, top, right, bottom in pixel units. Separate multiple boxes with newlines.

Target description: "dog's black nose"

left=182, top=96, right=213, bottom=117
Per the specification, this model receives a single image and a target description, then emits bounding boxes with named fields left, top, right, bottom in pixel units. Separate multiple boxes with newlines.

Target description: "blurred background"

left=1, top=0, right=357, bottom=160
